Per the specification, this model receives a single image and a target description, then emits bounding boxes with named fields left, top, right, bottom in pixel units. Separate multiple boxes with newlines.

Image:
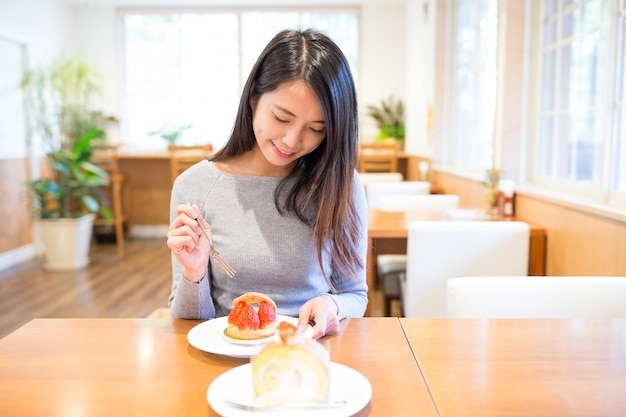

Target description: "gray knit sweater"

left=168, top=160, right=369, bottom=320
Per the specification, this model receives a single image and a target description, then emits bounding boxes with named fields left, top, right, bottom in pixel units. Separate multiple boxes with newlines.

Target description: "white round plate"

left=207, top=362, right=372, bottom=417
left=187, top=315, right=313, bottom=358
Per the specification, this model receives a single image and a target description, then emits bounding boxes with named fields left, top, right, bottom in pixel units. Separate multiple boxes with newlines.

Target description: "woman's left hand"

left=297, top=295, right=340, bottom=339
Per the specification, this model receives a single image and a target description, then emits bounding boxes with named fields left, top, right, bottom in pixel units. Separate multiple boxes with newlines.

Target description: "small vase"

left=484, top=168, right=501, bottom=217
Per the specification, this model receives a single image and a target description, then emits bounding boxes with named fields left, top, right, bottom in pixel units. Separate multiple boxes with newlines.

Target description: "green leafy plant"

left=21, top=55, right=114, bottom=219
left=483, top=168, right=501, bottom=216
left=366, top=95, right=405, bottom=142
left=483, top=168, right=502, bottom=190
left=148, top=124, right=192, bottom=147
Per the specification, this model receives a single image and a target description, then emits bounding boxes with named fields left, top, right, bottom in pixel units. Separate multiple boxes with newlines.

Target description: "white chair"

left=446, top=276, right=626, bottom=318
left=379, top=194, right=460, bottom=212
left=403, top=221, right=530, bottom=317
left=378, top=194, right=460, bottom=316
left=359, top=172, right=404, bottom=185
left=359, top=172, right=403, bottom=203
left=366, top=181, right=430, bottom=209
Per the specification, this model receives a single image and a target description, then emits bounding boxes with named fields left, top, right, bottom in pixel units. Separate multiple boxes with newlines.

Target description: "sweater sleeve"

left=167, top=161, right=217, bottom=319
left=168, top=267, right=215, bottom=319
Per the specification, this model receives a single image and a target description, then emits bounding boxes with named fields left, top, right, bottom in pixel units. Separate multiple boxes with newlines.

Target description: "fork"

left=224, top=399, right=347, bottom=411
left=186, top=203, right=236, bottom=278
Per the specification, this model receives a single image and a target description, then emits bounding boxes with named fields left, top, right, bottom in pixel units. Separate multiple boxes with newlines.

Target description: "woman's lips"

left=271, top=141, right=296, bottom=159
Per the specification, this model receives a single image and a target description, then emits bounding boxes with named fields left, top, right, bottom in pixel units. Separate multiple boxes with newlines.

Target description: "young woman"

left=166, top=29, right=367, bottom=339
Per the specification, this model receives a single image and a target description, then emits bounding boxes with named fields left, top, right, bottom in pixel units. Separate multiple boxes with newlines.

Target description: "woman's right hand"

left=166, top=203, right=211, bottom=282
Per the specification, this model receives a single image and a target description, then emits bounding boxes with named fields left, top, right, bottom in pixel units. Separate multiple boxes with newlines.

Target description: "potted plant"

left=148, top=124, right=192, bottom=149
left=21, top=55, right=113, bottom=270
left=366, top=95, right=405, bottom=145
left=483, top=168, right=501, bottom=217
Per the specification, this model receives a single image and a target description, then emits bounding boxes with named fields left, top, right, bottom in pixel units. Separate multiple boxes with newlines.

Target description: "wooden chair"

left=92, top=145, right=129, bottom=254
left=358, top=142, right=399, bottom=173
left=169, top=144, right=213, bottom=186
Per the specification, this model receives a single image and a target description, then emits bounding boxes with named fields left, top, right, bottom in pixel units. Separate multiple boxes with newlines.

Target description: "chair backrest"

left=379, top=194, right=460, bottom=212
left=403, top=221, right=529, bottom=317
left=93, top=144, right=121, bottom=177
left=366, top=181, right=431, bottom=208
left=92, top=144, right=128, bottom=252
left=358, top=142, right=399, bottom=173
left=446, top=276, right=626, bottom=318
left=169, top=144, right=213, bottom=185
left=359, top=173, right=404, bottom=202
left=359, top=172, right=404, bottom=185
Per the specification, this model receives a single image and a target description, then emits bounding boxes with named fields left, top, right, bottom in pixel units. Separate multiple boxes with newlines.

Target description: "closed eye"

left=274, top=113, right=288, bottom=123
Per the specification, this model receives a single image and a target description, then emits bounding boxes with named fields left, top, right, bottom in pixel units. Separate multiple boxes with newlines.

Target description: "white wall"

left=0, top=0, right=77, bottom=164
left=404, top=0, right=435, bottom=156
left=0, top=0, right=75, bottom=65
left=358, top=1, right=407, bottom=142
left=71, top=2, right=120, bottom=120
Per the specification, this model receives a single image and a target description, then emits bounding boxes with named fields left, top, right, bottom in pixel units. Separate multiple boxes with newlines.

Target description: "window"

left=448, top=0, right=499, bottom=172
left=611, top=1, right=626, bottom=204
left=119, top=9, right=359, bottom=152
left=531, top=0, right=626, bottom=208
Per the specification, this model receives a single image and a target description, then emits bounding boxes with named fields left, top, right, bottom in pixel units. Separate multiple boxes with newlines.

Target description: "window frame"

left=527, top=0, right=626, bottom=210
left=607, top=1, right=626, bottom=207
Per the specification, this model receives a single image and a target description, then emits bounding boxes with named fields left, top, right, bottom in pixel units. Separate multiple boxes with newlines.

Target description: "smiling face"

left=251, top=80, right=326, bottom=176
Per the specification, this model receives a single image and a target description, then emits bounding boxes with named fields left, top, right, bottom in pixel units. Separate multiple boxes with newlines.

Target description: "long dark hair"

left=211, top=29, right=362, bottom=282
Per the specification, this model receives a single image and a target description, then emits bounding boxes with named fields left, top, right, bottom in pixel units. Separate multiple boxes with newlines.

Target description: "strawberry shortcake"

left=224, top=292, right=278, bottom=342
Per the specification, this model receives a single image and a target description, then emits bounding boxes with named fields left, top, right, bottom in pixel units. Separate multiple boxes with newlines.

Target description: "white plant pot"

left=36, top=214, right=96, bottom=270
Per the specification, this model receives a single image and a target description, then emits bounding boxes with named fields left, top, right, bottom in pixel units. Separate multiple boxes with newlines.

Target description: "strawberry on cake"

left=224, top=292, right=278, bottom=343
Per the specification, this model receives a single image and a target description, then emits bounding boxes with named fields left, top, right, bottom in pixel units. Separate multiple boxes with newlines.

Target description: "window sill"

left=432, top=165, right=626, bottom=225
left=515, top=184, right=626, bottom=225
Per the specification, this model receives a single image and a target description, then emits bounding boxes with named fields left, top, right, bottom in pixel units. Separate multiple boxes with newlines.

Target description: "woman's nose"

left=281, top=127, right=302, bottom=147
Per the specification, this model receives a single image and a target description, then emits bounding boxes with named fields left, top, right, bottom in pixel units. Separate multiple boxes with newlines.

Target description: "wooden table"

left=0, top=318, right=436, bottom=417
left=366, top=208, right=547, bottom=315
left=2, top=318, right=624, bottom=416
left=400, top=318, right=626, bottom=417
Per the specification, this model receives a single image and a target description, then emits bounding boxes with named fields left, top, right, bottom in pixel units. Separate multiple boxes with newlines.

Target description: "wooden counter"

left=114, top=151, right=429, bottom=230
left=117, top=153, right=173, bottom=227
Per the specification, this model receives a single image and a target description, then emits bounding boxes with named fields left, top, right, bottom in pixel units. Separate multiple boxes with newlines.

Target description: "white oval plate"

left=207, top=362, right=372, bottom=417
left=187, top=315, right=313, bottom=358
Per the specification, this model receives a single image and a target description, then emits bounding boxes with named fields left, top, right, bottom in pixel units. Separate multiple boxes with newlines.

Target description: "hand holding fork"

left=186, top=203, right=236, bottom=278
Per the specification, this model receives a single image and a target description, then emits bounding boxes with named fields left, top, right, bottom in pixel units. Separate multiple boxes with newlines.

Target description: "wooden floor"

left=0, top=238, right=393, bottom=339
